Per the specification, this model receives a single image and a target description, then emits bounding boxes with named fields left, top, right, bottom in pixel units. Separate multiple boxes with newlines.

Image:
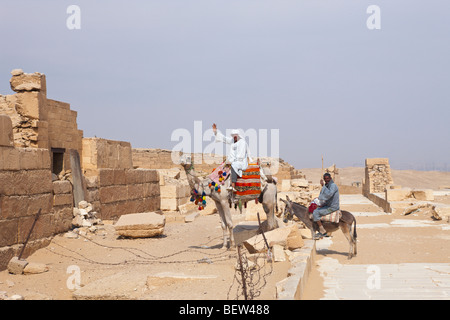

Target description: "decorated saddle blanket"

left=308, top=203, right=342, bottom=223
left=207, top=162, right=231, bottom=192
left=235, top=163, right=261, bottom=201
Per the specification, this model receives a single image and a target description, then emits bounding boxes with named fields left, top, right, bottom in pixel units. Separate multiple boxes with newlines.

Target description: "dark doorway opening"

left=51, top=148, right=65, bottom=175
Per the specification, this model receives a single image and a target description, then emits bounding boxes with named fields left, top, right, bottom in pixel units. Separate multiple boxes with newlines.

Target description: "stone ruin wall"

left=0, top=70, right=83, bottom=172
left=0, top=70, right=161, bottom=270
left=0, top=115, right=74, bottom=270
left=81, top=138, right=160, bottom=220
left=363, top=158, right=394, bottom=195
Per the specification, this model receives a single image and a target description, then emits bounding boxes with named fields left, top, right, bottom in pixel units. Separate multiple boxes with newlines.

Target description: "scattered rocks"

left=23, top=262, right=49, bottom=275
left=243, top=224, right=303, bottom=254
left=72, top=200, right=102, bottom=230
left=7, top=257, right=28, bottom=275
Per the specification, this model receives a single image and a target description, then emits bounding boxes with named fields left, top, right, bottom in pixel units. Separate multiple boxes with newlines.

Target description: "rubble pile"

left=71, top=200, right=103, bottom=234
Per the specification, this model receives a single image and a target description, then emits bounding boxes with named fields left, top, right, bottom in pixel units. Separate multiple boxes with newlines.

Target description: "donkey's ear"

left=286, top=195, right=291, bottom=202
left=280, top=198, right=287, bottom=204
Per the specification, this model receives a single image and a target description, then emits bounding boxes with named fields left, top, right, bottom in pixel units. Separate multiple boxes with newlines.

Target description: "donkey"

left=280, top=196, right=357, bottom=259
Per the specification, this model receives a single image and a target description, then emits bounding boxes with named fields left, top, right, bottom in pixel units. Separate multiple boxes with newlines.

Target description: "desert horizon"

left=299, top=166, right=450, bottom=190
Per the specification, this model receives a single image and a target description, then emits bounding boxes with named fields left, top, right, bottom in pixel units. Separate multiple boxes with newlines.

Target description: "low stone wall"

left=82, top=138, right=132, bottom=175
left=85, top=168, right=160, bottom=220
left=0, top=145, right=73, bottom=270
left=132, top=148, right=304, bottom=182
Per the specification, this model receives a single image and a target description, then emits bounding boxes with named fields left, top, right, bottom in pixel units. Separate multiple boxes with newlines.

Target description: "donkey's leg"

left=351, top=221, right=357, bottom=256
left=340, top=223, right=354, bottom=259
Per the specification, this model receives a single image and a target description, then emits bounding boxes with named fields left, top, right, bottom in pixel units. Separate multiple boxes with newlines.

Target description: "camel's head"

left=179, top=155, right=192, bottom=169
left=280, top=196, right=294, bottom=223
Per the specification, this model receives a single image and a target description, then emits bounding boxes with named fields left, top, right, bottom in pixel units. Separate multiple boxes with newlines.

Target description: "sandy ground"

left=0, top=209, right=290, bottom=300
left=1, top=167, right=448, bottom=300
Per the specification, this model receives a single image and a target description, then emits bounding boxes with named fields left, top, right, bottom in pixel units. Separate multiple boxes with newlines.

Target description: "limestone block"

left=7, top=257, right=28, bottom=275
left=160, top=198, right=180, bottom=211
left=10, top=72, right=47, bottom=94
left=434, top=206, right=450, bottom=221
left=99, top=185, right=128, bottom=204
left=1, top=170, right=53, bottom=195
left=281, top=179, right=291, bottom=192
left=53, top=193, right=74, bottom=206
left=85, top=176, right=98, bottom=189
left=1, top=147, right=20, bottom=170
left=114, top=212, right=165, bottom=238
left=15, top=91, right=46, bottom=120
left=98, top=169, right=114, bottom=187
left=160, top=184, right=190, bottom=199
left=286, top=226, right=304, bottom=250
left=127, top=184, right=145, bottom=200
left=178, top=202, right=197, bottom=215
left=365, top=158, right=390, bottom=167
left=386, top=188, right=412, bottom=202
left=53, top=180, right=73, bottom=194
left=272, top=244, right=286, bottom=262
left=243, top=225, right=294, bottom=254
left=23, top=262, right=49, bottom=274
left=199, top=203, right=217, bottom=216
left=291, top=179, right=309, bottom=188
left=0, top=220, right=18, bottom=247
left=0, top=115, right=13, bottom=147
left=233, top=221, right=260, bottom=246
left=411, top=189, right=434, bottom=201
left=112, top=169, right=126, bottom=185
left=19, top=148, right=50, bottom=170
left=143, top=182, right=160, bottom=198
left=11, top=69, right=24, bottom=76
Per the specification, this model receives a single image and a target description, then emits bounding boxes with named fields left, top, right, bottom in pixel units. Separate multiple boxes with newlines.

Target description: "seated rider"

left=212, top=123, right=253, bottom=192
left=313, top=173, right=340, bottom=239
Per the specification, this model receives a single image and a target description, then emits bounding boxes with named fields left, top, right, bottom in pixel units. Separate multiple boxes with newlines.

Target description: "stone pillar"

left=363, top=158, right=394, bottom=194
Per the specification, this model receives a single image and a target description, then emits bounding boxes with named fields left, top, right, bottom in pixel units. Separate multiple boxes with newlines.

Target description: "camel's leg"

left=340, top=223, right=354, bottom=259
left=217, top=201, right=234, bottom=249
left=223, top=204, right=235, bottom=248
left=216, top=203, right=229, bottom=248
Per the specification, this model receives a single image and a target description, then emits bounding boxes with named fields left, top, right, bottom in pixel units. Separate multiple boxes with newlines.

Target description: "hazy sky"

left=1, top=1, right=449, bottom=171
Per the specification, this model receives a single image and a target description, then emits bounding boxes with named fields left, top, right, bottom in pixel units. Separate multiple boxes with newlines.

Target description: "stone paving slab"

left=317, top=257, right=450, bottom=300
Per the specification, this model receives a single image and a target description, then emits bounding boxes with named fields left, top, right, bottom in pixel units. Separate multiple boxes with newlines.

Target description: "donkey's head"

left=280, top=196, right=294, bottom=223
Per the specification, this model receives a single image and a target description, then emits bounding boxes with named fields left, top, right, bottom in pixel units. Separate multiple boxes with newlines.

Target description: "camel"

left=180, top=159, right=279, bottom=249
left=280, top=196, right=357, bottom=259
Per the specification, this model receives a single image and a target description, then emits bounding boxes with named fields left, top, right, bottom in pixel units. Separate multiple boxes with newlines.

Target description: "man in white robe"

left=212, top=123, right=253, bottom=192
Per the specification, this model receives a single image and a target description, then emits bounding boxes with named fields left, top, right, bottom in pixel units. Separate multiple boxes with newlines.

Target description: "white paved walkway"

left=317, top=257, right=450, bottom=300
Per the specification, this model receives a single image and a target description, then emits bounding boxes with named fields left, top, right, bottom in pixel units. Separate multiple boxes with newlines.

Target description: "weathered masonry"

left=0, top=70, right=160, bottom=270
